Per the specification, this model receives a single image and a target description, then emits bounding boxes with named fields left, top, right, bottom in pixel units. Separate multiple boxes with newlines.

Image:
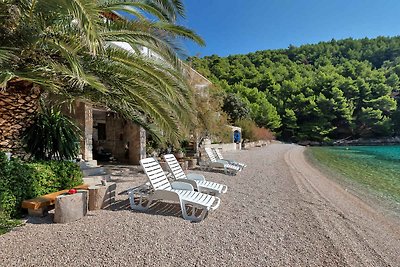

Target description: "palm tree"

left=0, top=0, right=204, bottom=153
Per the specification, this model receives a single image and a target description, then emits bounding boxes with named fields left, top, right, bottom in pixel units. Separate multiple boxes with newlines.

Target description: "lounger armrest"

left=175, top=179, right=198, bottom=190
left=186, top=173, right=205, bottom=181
left=210, top=196, right=221, bottom=211
left=171, top=181, right=194, bottom=191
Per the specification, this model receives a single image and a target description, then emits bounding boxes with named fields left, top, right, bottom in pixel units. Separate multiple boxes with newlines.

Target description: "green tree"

left=222, top=93, right=250, bottom=123
left=249, top=97, right=281, bottom=130
left=281, top=109, right=298, bottom=140
left=357, top=108, right=393, bottom=137
left=189, top=35, right=400, bottom=141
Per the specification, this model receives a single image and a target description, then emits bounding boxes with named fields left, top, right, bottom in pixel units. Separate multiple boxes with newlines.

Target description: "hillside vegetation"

left=190, top=36, right=400, bottom=142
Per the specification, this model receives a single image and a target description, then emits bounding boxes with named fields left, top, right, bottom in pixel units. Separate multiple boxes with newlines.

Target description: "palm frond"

left=1, top=0, right=202, bottom=145
left=81, top=48, right=194, bottom=143
left=100, top=20, right=186, bottom=67
left=58, top=0, right=102, bottom=55
left=155, top=22, right=205, bottom=46
left=100, top=2, right=166, bottom=21
left=0, top=71, right=17, bottom=89
left=144, top=0, right=185, bottom=22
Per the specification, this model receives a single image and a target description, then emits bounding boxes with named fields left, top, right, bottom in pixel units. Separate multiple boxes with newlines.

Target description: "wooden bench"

left=22, top=184, right=89, bottom=216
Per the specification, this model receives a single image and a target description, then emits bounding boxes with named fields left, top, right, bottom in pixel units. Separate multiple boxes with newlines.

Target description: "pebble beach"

left=0, top=143, right=399, bottom=267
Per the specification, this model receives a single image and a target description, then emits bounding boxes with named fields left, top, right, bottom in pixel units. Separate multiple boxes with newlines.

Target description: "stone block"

left=187, top=158, right=197, bottom=169
left=88, top=183, right=116, bottom=210
left=28, top=207, right=48, bottom=217
left=179, top=161, right=188, bottom=171
left=54, top=190, right=88, bottom=223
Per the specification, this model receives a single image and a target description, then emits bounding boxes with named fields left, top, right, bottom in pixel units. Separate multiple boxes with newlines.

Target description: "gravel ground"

left=0, top=144, right=399, bottom=267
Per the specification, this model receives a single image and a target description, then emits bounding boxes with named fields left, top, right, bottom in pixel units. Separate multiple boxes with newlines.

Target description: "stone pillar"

left=126, top=123, right=146, bottom=165
left=74, top=102, right=93, bottom=161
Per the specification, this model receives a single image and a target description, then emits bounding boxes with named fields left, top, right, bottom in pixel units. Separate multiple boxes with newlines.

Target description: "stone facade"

left=63, top=102, right=145, bottom=165
left=62, top=101, right=94, bottom=161
left=88, top=108, right=146, bottom=165
left=126, top=122, right=146, bottom=164
left=74, top=102, right=93, bottom=161
left=0, top=62, right=211, bottom=163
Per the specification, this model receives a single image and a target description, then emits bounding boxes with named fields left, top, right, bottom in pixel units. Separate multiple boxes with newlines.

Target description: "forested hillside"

left=189, top=36, right=400, bottom=142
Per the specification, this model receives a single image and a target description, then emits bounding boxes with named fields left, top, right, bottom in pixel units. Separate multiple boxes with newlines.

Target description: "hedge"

left=0, top=152, right=83, bottom=218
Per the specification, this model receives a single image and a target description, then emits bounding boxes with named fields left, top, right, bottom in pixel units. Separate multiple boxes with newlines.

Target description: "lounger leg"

left=129, top=191, right=152, bottom=211
left=191, top=206, right=196, bottom=217
left=225, top=167, right=235, bottom=176
left=178, top=200, right=207, bottom=222
left=200, top=162, right=206, bottom=171
left=221, top=185, right=228, bottom=194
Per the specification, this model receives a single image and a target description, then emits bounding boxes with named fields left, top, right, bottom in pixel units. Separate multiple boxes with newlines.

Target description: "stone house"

left=66, top=63, right=212, bottom=165
left=0, top=64, right=211, bottom=165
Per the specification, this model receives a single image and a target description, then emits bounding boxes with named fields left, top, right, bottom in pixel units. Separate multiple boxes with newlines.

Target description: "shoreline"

left=298, top=137, right=400, bottom=146
left=284, top=145, right=400, bottom=264
left=303, top=146, right=400, bottom=221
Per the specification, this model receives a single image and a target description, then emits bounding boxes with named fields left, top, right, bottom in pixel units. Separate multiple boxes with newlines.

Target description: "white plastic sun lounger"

left=212, top=148, right=246, bottom=169
left=129, top=157, right=221, bottom=222
left=163, top=154, right=228, bottom=196
left=203, top=147, right=241, bottom=175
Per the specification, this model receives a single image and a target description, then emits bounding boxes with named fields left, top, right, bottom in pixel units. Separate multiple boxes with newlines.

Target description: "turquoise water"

left=330, top=145, right=400, bottom=163
left=309, top=145, right=400, bottom=203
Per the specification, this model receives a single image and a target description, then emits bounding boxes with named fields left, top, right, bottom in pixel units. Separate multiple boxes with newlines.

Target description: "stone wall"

left=104, top=114, right=127, bottom=162
left=66, top=104, right=146, bottom=165
left=204, top=143, right=240, bottom=152
left=92, top=112, right=146, bottom=165
left=242, top=140, right=271, bottom=149
left=63, top=101, right=93, bottom=161
left=126, top=123, right=146, bottom=164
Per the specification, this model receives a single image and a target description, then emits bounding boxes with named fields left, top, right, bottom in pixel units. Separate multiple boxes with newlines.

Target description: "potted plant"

left=174, top=147, right=186, bottom=159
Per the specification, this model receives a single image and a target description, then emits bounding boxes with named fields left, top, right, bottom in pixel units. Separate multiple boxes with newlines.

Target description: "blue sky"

left=180, top=0, right=400, bottom=57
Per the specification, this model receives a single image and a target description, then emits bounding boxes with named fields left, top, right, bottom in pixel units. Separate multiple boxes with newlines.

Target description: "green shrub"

left=46, top=161, right=83, bottom=190
left=0, top=152, right=83, bottom=218
left=0, top=211, right=21, bottom=235
left=0, top=192, right=17, bottom=218
left=22, top=101, right=81, bottom=161
left=0, top=156, right=36, bottom=217
left=236, top=119, right=275, bottom=142
left=28, top=162, right=61, bottom=197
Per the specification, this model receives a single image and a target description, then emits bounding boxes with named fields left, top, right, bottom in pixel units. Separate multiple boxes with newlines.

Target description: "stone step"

left=83, top=174, right=111, bottom=186
left=82, top=167, right=106, bottom=177
left=77, top=160, right=98, bottom=170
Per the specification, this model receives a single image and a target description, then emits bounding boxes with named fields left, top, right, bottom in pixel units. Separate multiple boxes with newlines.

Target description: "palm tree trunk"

left=0, top=81, right=41, bottom=156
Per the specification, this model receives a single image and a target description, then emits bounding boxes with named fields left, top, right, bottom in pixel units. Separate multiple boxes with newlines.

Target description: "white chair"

left=212, top=147, right=246, bottom=169
left=129, top=157, right=221, bottom=222
left=163, top=154, right=228, bottom=196
left=202, top=147, right=241, bottom=175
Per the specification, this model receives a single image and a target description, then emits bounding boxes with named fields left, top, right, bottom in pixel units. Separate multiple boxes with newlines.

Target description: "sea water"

left=323, top=145, right=400, bottom=168
left=309, top=145, right=400, bottom=203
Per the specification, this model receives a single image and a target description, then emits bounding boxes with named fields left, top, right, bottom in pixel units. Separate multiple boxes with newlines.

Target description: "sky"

left=180, top=0, right=400, bottom=57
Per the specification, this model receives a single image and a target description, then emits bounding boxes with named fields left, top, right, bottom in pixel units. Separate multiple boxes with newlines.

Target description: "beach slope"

left=0, top=144, right=399, bottom=266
